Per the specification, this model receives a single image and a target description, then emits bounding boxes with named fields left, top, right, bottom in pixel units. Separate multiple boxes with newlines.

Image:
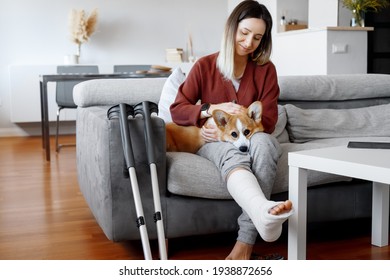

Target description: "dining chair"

left=55, top=65, right=99, bottom=152
left=113, top=65, right=151, bottom=74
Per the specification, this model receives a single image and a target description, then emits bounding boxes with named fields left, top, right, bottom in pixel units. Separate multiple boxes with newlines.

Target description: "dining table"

left=39, top=72, right=170, bottom=161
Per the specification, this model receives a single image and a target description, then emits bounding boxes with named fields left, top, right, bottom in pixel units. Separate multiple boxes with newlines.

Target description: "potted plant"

left=68, top=8, right=98, bottom=62
left=342, top=0, right=389, bottom=27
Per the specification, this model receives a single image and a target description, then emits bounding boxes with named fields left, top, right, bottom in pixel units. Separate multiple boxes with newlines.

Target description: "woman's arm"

left=256, top=62, right=279, bottom=134
left=170, top=62, right=204, bottom=126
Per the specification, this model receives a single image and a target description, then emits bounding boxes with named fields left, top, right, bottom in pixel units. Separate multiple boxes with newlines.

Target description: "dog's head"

left=212, top=101, right=264, bottom=152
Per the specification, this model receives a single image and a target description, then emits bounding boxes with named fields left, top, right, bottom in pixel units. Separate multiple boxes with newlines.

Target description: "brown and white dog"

left=166, top=101, right=264, bottom=153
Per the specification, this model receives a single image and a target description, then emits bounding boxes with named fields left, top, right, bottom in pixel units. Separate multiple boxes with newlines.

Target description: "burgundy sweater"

left=170, top=52, right=280, bottom=133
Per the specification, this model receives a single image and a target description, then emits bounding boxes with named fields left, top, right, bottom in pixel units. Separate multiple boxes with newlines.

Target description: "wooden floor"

left=0, top=135, right=389, bottom=260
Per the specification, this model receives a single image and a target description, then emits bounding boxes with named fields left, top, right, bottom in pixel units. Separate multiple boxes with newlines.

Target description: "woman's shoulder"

left=189, top=52, right=219, bottom=76
left=195, top=52, right=219, bottom=66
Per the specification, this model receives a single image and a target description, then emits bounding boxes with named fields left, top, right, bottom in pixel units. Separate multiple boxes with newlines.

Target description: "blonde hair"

left=217, top=0, right=273, bottom=80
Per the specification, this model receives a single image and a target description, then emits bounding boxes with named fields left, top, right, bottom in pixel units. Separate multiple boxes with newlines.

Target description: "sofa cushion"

left=158, top=68, right=185, bottom=123
left=285, top=103, right=390, bottom=143
left=272, top=105, right=289, bottom=143
left=166, top=152, right=231, bottom=199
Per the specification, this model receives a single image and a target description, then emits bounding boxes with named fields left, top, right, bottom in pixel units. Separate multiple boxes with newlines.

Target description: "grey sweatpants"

left=197, top=132, right=282, bottom=245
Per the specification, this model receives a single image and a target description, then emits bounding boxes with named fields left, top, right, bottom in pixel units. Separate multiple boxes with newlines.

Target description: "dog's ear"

left=247, top=101, right=263, bottom=124
left=212, top=110, right=230, bottom=128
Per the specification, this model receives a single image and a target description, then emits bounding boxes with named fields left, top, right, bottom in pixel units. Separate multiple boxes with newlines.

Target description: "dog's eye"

left=243, top=129, right=250, bottom=136
left=231, top=132, right=238, bottom=138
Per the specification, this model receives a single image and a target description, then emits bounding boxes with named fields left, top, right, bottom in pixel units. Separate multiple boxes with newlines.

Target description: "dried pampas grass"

left=69, top=8, right=98, bottom=55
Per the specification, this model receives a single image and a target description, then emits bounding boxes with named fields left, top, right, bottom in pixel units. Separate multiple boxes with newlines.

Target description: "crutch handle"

left=134, top=101, right=159, bottom=164
left=107, top=104, right=136, bottom=169
left=119, top=104, right=136, bottom=169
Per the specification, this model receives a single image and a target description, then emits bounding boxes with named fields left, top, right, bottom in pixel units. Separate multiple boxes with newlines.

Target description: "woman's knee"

left=198, top=142, right=252, bottom=179
left=250, top=133, right=282, bottom=158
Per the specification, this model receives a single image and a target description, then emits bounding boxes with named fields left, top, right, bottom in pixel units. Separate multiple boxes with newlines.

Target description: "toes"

left=268, top=201, right=293, bottom=215
left=269, top=208, right=277, bottom=215
left=285, top=200, right=293, bottom=210
left=269, top=204, right=282, bottom=215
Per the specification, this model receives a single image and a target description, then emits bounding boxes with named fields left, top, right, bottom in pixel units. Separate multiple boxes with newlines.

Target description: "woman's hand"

left=200, top=102, right=245, bottom=142
left=200, top=102, right=244, bottom=142
left=209, top=102, right=245, bottom=115
left=201, top=123, right=219, bottom=142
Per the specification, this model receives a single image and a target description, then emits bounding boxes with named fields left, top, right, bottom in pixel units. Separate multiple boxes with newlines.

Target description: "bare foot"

left=268, top=200, right=292, bottom=215
left=225, top=241, right=253, bottom=260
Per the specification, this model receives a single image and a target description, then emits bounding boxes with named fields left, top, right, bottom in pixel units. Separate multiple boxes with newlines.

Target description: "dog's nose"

left=239, top=146, right=248, bottom=153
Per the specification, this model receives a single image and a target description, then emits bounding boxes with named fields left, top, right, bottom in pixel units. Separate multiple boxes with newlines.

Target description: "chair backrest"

left=56, top=65, right=99, bottom=108
left=113, top=65, right=151, bottom=74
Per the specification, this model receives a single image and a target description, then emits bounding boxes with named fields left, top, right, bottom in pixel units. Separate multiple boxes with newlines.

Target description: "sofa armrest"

left=73, top=77, right=167, bottom=107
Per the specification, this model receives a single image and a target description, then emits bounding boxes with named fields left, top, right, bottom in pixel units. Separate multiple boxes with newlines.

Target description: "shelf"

left=326, top=26, right=374, bottom=31
left=280, top=24, right=308, bottom=32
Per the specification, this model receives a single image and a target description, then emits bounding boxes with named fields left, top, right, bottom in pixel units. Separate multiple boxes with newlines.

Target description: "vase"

left=74, top=43, right=82, bottom=63
left=64, top=54, right=79, bottom=65
left=351, top=9, right=365, bottom=27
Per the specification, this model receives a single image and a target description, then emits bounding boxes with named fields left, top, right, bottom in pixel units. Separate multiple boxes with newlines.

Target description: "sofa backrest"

left=278, top=74, right=390, bottom=109
left=73, top=77, right=167, bottom=108
left=278, top=74, right=390, bottom=143
left=74, top=73, right=390, bottom=111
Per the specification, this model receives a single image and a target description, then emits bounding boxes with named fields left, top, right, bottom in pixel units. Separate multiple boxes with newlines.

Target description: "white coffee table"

left=288, top=145, right=390, bottom=260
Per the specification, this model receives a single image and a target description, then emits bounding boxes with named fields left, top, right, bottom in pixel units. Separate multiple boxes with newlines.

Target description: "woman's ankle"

left=225, top=241, right=253, bottom=260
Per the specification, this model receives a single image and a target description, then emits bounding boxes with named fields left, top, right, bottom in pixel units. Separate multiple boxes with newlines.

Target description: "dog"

left=166, top=101, right=264, bottom=153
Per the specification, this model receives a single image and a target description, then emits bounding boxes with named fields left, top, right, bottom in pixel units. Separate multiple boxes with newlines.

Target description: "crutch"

left=107, top=103, right=152, bottom=260
left=134, top=101, right=168, bottom=260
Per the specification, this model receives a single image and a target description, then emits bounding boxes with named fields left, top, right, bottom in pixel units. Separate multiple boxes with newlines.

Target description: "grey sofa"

left=73, top=73, right=390, bottom=242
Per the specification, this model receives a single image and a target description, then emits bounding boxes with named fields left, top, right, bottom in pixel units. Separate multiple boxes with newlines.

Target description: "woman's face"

left=235, top=17, right=266, bottom=57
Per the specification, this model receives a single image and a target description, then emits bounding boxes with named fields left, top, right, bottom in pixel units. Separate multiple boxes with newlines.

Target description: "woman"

left=170, top=0, right=293, bottom=260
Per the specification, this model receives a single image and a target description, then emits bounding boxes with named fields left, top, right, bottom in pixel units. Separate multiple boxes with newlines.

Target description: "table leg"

left=371, top=182, right=389, bottom=247
left=40, top=80, right=45, bottom=149
left=288, top=166, right=308, bottom=260
left=42, top=79, right=50, bottom=161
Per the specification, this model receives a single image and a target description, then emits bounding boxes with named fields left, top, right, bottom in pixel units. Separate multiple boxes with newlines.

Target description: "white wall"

left=273, top=30, right=328, bottom=75
left=277, top=0, right=308, bottom=32
left=273, top=28, right=370, bottom=76
left=327, top=30, right=369, bottom=74
left=338, top=2, right=354, bottom=26
left=308, top=0, right=339, bottom=28
left=228, top=0, right=243, bottom=13
left=0, top=0, right=228, bottom=136
left=0, top=0, right=369, bottom=136
left=268, top=0, right=370, bottom=76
